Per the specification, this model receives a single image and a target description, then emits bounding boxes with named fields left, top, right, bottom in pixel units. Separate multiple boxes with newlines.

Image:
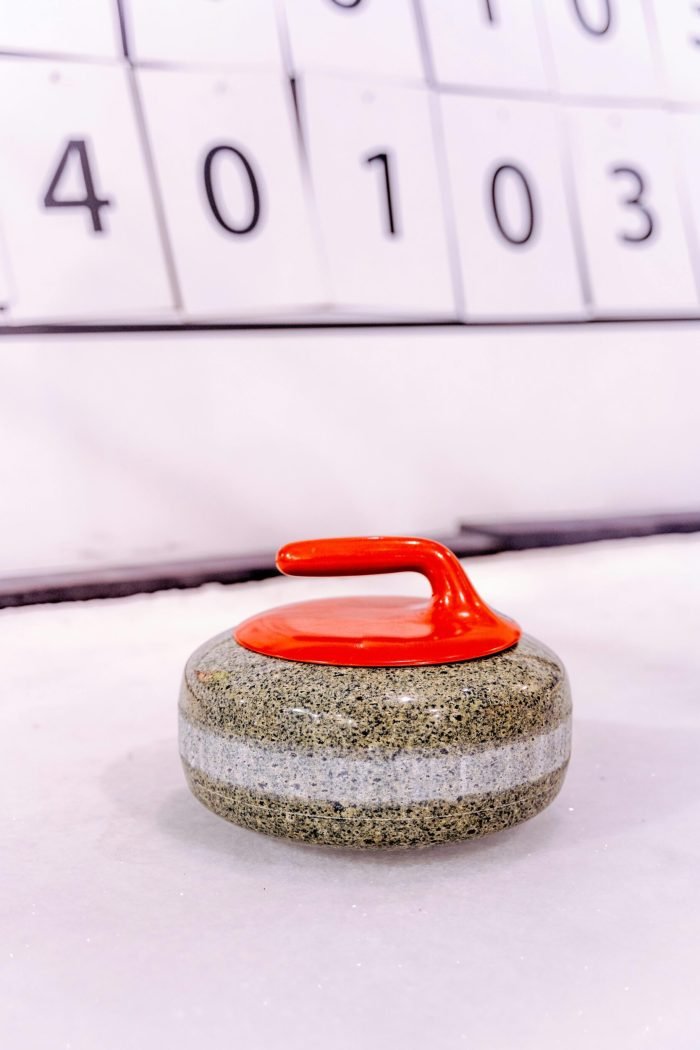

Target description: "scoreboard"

left=1, top=0, right=700, bottom=328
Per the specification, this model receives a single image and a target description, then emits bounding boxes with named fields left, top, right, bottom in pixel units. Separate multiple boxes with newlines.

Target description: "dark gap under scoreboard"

left=1, top=0, right=700, bottom=328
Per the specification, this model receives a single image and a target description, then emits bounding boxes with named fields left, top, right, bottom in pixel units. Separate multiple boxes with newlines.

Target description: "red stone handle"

left=236, top=535, right=520, bottom=665
left=277, top=536, right=487, bottom=620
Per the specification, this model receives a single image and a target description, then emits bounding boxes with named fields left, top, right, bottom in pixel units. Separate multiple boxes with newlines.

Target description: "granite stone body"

left=179, top=631, right=572, bottom=849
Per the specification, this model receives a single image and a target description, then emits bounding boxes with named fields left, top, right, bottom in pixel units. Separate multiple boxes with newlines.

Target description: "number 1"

left=363, top=151, right=399, bottom=237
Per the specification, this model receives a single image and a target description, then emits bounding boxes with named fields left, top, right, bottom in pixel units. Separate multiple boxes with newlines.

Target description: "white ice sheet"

left=2, top=535, right=699, bottom=1049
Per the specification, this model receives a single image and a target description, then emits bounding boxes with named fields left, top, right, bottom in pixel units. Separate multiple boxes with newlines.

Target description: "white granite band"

left=179, top=715, right=571, bottom=806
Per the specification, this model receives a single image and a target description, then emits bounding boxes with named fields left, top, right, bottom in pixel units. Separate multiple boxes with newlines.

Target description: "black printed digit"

left=571, top=0, right=613, bottom=37
left=42, top=138, right=112, bottom=234
left=203, top=145, right=262, bottom=236
left=328, top=0, right=363, bottom=8
left=363, top=151, right=399, bottom=237
left=489, top=163, right=536, bottom=246
left=484, top=0, right=497, bottom=23
left=609, top=165, right=655, bottom=243
left=691, top=2, right=700, bottom=46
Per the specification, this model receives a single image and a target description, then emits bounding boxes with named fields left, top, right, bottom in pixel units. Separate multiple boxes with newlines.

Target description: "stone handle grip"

left=276, top=536, right=486, bottom=618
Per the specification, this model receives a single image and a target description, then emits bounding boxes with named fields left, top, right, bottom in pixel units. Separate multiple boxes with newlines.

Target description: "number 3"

left=609, top=165, right=655, bottom=244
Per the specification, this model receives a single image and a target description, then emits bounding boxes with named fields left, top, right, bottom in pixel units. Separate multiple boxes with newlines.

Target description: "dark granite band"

left=182, top=631, right=571, bottom=751
left=182, top=760, right=569, bottom=849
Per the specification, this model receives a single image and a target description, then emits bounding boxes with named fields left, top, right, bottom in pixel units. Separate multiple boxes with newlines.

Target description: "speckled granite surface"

left=179, top=631, right=572, bottom=847
left=181, top=763, right=567, bottom=849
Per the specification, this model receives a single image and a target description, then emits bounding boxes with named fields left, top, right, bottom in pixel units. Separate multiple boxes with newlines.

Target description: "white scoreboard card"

left=423, top=0, right=549, bottom=94
left=138, top=68, right=324, bottom=317
left=298, top=74, right=455, bottom=316
left=123, top=0, right=284, bottom=70
left=282, top=0, right=424, bottom=80
left=566, top=106, right=697, bottom=316
left=0, top=232, right=11, bottom=312
left=671, top=112, right=700, bottom=276
left=0, top=0, right=121, bottom=60
left=650, top=0, right=700, bottom=103
left=0, top=58, right=173, bottom=322
left=540, top=0, right=659, bottom=100
left=440, top=96, right=584, bottom=321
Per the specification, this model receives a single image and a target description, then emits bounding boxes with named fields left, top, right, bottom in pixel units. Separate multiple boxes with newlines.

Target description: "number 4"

left=42, top=138, right=112, bottom=234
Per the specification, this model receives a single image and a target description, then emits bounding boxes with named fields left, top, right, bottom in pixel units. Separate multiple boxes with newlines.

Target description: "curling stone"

left=179, top=536, right=572, bottom=849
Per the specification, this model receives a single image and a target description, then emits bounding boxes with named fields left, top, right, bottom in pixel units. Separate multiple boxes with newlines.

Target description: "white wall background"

left=1, top=321, right=698, bottom=577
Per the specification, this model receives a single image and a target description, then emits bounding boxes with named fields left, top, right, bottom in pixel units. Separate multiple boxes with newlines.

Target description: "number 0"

left=203, top=145, right=262, bottom=236
left=489, top=164, right=535, bottom=246
left=571, top=0, right=613, bottom=37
